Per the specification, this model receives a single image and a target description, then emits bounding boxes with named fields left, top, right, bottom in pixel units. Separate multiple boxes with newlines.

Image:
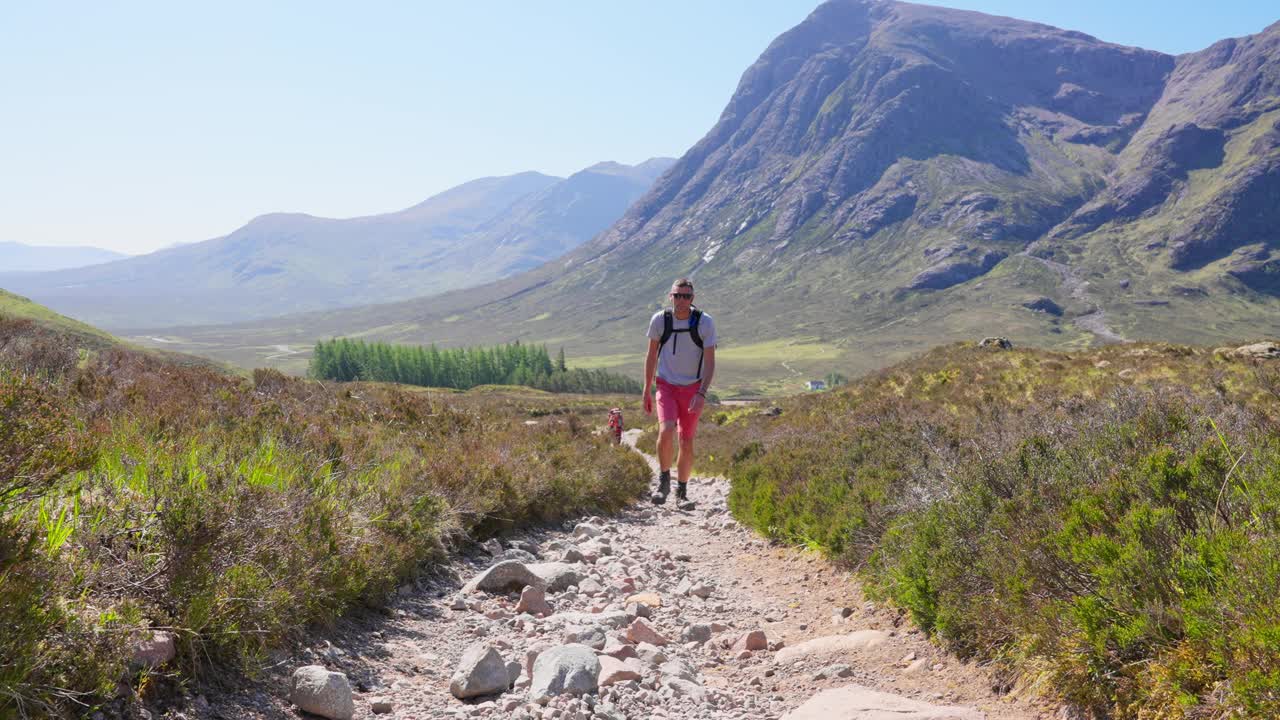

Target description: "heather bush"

left=716, top=342, right=1280, bottom=718
left=0, top=318, right=649, bottom=717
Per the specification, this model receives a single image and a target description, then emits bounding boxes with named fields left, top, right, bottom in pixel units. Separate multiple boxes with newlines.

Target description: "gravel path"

left=180, top=430, right=1060, bottom=720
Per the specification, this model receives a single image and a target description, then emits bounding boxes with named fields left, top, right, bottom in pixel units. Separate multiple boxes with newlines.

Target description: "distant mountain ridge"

left=0, top=241, right=127, bottom=272
left=173, top=0, right=1278, bottom=390
left=0, top=159, right=675, bottom=328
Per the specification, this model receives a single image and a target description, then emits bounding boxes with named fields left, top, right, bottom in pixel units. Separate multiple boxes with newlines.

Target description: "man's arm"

left=643, top=339, right=660, bottom=389
left=699, top=347, right=715, bottom=396
left=642, top=338, right=660, bottom=414
left=696, top=345, right=716, bottom=412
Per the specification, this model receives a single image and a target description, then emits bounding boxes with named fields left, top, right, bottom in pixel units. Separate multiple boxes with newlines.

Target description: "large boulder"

left=775, top=631, right=890, bottom=665
left=498, top=548, right=539, bottom=564
left=527, top=562, right=585, bottom=592
left=528, top=644, right=601, bottom=705
left=1230, top=341, right=1280, bottom=360
left=449, top=644, right=511, bottom=699
left=781, top=684, right=985, bottom=719
left=462, top=560, right=545, bottom=595
left=290, top=666, right=355, bottom=720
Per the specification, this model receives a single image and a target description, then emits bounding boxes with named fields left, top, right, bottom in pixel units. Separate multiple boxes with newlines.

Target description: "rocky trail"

left=187, top=430, right=1062, bottom=720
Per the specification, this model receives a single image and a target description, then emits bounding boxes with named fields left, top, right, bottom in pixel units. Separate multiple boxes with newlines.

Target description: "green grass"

left=567, top=352, right=635, bottom=369
left=715, top=337, right=839, bottom=362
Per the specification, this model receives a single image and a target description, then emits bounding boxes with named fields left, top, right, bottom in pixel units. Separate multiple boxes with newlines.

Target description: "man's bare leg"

left=657, top=422, right=677, bottom=471
left=675, top=434, right=696, bottom=507
left=677, top=434, right=695, bottom=484
left=653, top=422, right=677, bottom=503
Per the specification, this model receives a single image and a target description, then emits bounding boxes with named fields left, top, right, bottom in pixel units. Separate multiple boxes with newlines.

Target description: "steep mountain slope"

left=0, top=159, right=673, bottom=329
left=1045, top=20, right=1280, bottom=302
left=0, top=241, right=127, bottom=272
left=136, top=2, right=1280, bottom=391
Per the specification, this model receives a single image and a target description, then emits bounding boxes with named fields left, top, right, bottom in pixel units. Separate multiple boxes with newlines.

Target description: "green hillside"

left=0, top=288, right=120, bottom=349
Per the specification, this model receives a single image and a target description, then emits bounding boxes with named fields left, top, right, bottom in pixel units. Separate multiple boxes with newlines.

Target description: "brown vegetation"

left=0, top=316, right=649, bottom=718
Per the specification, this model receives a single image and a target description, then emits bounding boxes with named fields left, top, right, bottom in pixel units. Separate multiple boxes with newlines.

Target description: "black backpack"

left=659, top=307, right=705, bottom=380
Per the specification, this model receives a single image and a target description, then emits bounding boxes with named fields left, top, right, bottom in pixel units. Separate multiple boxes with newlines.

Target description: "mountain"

left=0, top=159, right=674, bottom=329
left=0, top=242, right=127, bottom=272
left=126, top=2, right=1280, bottom=391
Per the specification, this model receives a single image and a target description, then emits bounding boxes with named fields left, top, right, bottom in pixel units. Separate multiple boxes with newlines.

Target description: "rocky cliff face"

left=575, top=1, right=1175, bottom=290
left=1054, top=20, right=1280, bottom=286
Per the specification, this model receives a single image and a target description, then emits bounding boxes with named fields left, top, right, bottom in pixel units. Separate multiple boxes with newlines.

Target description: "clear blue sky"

left=2, top=1, right=1275, bottom=254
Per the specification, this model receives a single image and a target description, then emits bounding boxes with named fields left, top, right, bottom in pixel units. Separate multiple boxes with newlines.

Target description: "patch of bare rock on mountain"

left=168, top=436, right=1058, bottom=720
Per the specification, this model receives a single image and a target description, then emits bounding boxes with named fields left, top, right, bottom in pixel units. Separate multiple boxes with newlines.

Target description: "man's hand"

left=643, top=388, right=654, bottom=416
left=688, top=393, right=705, bottom=414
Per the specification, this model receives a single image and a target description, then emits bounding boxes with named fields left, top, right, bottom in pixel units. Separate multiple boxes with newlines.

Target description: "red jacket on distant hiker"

left=642, top=277, right=717, bottom=507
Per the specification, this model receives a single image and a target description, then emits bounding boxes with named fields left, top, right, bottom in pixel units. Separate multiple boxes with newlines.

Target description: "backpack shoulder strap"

left=688, top=308, right=704, bottom=349
left=659, top=310, right=674, bottom=347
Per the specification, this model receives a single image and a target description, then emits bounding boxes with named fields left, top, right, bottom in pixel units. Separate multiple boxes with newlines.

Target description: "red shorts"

left=656, top=377, right=704, bottom=440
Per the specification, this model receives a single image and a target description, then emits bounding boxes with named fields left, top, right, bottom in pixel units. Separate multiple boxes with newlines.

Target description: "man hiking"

left=642, top=278, right=717, bottom=509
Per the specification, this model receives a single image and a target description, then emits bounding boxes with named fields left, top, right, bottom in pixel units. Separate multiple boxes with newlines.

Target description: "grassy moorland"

left=0, top=314, right=649, bottom=718
left=644, top=340, right=1280, bottom=718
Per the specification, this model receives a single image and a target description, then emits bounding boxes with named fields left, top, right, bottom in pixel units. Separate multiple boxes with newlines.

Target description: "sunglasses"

left=671, top=292, right=693, bottom=300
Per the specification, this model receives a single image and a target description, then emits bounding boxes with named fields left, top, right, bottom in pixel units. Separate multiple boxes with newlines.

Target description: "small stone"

left=689, top=584, right=714, bottom=599
left=449, top=644, right=510, bottom=699
left=626, top=602, right=652, bottom=620
left=626, top=618, right=669, bottom=646
left=369, top=697, right=393, bottom=714
left=681, top=624, right=712, bottom=644
left=625, top=592, right=662, bottom=608
left=291, top=666, right=355, bottom=720
left=598, top=656, right=643, bottom=686
left=517, top=585, right=553, bottom=616
left=731, top=630, right=768, bottom=652
left=132, top=631, right=176, bottom=668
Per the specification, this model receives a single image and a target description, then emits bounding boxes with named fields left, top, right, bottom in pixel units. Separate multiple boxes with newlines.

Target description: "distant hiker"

left=642, top=278, right=717, bottom=508
left=607, top=407, right=624, bottom=444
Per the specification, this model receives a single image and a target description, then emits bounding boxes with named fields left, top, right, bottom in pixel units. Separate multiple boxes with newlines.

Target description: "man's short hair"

left=672, top=278, right=694, bottom=291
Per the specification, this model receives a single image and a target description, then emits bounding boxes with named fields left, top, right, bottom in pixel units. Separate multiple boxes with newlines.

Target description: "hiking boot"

left=675, top=482, right=696, bottom=510
left=651, top=471, right=671, bottom=505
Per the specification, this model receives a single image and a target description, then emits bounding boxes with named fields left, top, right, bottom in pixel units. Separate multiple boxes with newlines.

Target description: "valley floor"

left=173, top=431, right=1060, bottom=720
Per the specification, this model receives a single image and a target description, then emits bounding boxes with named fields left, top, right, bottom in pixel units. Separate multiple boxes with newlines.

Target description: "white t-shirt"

left=647, top=309, right=717, bottom=386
